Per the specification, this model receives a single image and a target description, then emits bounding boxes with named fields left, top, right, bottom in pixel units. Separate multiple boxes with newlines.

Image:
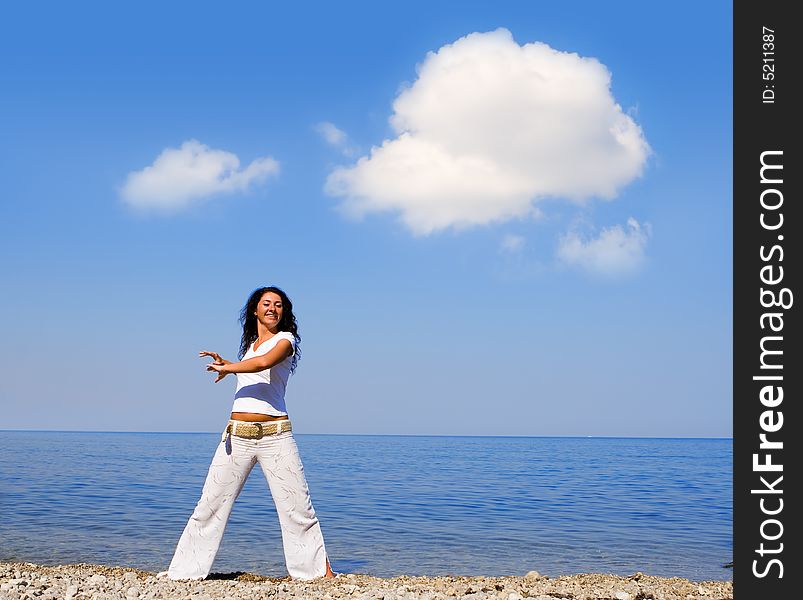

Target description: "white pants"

left=167, top=430, right=328, bottom=580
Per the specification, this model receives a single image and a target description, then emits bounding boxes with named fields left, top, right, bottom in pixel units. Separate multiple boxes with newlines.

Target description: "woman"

left=162, top=286, right=335, bottom=580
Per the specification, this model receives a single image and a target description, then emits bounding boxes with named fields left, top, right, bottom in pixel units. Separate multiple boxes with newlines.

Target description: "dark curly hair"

left=238, top=286, right=301, bottom=373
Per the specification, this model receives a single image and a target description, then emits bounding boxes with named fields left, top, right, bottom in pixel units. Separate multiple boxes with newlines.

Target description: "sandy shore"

left=0, top=562, right=732, bottom=600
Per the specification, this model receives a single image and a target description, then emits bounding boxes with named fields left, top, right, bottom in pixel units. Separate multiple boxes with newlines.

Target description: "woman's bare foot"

left=324, top=557, right=335, bottom=578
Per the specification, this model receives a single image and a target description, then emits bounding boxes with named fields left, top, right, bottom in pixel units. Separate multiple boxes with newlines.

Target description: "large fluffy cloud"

left=557, top=217, right=651, bottom=276
left=326, top=28, right=650, bottom=234
left=120, top=140, right=279, bottom=211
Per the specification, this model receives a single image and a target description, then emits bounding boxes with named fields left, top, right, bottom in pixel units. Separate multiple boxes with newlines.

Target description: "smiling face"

left=254, top=291, right=284, bottom=333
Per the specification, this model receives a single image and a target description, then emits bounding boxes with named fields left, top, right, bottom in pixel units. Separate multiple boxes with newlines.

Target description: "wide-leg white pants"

left=167, top=430, right=328, bottom=580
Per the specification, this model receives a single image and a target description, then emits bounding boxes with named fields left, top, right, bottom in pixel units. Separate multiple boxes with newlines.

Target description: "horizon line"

left=0, top=428, right=734, bottom=440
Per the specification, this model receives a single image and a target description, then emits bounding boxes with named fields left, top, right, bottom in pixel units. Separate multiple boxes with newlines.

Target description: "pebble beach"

left=0, top=562, right=732, bottom=600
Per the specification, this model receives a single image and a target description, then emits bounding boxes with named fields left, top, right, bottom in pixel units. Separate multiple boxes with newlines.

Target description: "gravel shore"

left=0, top=562, right=732, bottom=600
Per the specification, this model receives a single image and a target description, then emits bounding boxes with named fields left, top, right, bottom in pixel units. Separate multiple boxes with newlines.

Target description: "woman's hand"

left=199, top=350, right=229, bottom=364
left=200, top=350, right=230, bottom=383
left=205, top=362, right=229, bottom=383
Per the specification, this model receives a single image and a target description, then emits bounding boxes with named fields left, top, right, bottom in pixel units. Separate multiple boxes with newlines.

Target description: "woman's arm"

left=204, top=339, right=293, bottom=383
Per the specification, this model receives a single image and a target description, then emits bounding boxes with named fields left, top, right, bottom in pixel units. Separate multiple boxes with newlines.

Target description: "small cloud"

left=557, top=217, right=651, bottom=277
left=315, top=121, right=355, bottom=157
left=120, top=140, right=279, bottom=212
left=325, top=28, right=650, bottom=235
left=315, top=122, right=347, bottom=146
left=500, top=234, right=526, bottom=253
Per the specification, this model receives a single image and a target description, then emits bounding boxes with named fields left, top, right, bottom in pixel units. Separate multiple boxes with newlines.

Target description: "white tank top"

left=231, top=331, right=295, bottom=416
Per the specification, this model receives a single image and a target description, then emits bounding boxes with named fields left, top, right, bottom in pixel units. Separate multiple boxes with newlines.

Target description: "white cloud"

left=315, top=122, right=347, bottom=146
left=557, top=217, right=651, bottom=276
left=315, top=121, right=356, bottom=157
left=120, top=140, right=279, bottom=211
left=500, top=234, right=526, bottom=253
left=325, top=28, right=650, bottom=235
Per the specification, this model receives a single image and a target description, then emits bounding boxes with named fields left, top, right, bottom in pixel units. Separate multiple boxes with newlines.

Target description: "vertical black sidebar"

left=734, top=1, right=798, bottom=597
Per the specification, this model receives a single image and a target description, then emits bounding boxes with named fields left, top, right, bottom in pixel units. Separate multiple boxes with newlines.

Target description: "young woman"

left=162, top=286, right=335, bottom=580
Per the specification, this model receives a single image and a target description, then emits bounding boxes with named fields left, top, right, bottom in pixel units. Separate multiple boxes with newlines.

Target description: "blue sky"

left=0, top=1, right=732, bottom=436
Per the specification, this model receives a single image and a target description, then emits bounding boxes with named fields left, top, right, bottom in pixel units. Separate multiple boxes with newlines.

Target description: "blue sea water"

left=0, top=432, right=732, bottom=581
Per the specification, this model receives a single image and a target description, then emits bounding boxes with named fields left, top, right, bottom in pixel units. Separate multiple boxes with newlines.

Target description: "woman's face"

left=254, top=291, right=284, bottom=331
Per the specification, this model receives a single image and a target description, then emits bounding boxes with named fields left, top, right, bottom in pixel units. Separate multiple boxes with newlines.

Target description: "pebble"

left=0, top=561, right=732, bottom=600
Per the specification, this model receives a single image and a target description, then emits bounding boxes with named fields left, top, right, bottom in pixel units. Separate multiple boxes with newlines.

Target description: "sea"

left=0, top=432, right=732, bottom=582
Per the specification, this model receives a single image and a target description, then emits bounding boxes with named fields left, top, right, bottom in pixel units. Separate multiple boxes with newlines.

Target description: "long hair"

left=238, top=286, right=301, bottom=372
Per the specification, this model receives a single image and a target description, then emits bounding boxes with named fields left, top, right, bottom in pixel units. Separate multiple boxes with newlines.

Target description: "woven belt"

left=225, top=419, right=292, bottom=439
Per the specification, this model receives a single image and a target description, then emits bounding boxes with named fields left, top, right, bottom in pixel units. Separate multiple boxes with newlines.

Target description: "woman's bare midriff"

left=230, top=412, right=289, bottom=422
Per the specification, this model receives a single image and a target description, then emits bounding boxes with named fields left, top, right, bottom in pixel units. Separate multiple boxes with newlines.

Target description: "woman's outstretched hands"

left=200, top=350, right=229, bottom=383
